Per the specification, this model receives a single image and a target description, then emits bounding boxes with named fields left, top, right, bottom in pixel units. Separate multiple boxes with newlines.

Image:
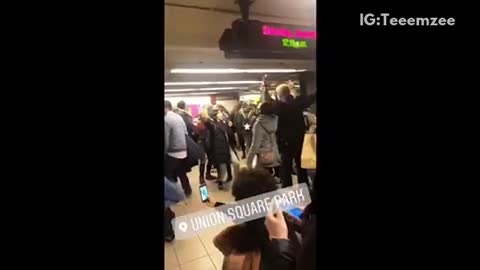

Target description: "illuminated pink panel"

left=262, top=25, right=294, bottom=39
left=262, top=25, right=271, bottom=35
left=262, top=25, right=316, bottom=40
left=295, top=30, right=317, bottom=40
left=188, top=105, right=201, bottom=119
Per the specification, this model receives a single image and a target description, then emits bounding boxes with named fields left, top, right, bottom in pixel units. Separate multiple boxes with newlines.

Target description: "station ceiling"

left=164, top=0, right=316, bottom=96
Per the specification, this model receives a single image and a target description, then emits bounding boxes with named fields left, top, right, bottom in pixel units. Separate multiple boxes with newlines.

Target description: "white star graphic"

left=244, top=123, right=251, bottom=130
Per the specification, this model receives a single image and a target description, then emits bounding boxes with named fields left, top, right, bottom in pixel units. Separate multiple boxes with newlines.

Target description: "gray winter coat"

left=164, top=111, right=187, bottom=157
left=246, top=114, right=281, bottom=168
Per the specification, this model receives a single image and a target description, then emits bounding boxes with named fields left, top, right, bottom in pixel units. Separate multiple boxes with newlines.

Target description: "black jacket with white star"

left=234, top=110, right=256, bottom=134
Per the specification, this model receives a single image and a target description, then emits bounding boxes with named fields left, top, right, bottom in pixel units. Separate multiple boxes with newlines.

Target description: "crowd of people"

left=164, top=82, right=317, bottom=269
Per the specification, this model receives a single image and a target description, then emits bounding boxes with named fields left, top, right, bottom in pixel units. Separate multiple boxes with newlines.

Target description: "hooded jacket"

left=247, top=114, right=281, bottom=168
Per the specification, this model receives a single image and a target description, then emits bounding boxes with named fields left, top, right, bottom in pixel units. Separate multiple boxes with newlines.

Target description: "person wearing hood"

left=176, top=101, right=195, bottom=138
left=247, top=102, right=281, bottom=173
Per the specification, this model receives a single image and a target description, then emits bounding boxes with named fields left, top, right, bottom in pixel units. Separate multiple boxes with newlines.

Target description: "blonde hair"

left=276, top=84, right=291, bottom=97
left=200, top=105, right=210, bottom=119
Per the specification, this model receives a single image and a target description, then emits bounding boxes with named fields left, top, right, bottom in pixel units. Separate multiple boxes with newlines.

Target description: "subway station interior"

left=164, top=1, right=316, bottom=269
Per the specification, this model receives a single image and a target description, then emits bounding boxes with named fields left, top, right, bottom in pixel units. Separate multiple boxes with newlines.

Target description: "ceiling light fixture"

left=165, top=92, right=219, bottom=97
left=165, top=81, right=262, bottom=86
left=165, top=87, right=249, bottom=92
left=170, top=68, right=307, bottom=74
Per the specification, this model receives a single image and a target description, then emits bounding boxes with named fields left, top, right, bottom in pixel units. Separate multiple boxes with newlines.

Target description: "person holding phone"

left=203, top=168, right=300, bottom=270
left=264, top=203, right=317, bottom=270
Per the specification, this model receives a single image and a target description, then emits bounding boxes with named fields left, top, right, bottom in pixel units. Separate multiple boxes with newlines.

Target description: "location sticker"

left=172, top=183, right=311, bottom=240
left=178, top=222, right=188, bottom=232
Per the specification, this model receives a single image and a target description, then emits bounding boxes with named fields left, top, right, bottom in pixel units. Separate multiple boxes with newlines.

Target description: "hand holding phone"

left=265, top=208, right=288, bottom=240
left=286, top=207, right=303, bottom=220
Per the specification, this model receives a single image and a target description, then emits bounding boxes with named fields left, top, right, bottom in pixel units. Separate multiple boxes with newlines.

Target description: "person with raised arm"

left=260, top=81, right=316, bottom=188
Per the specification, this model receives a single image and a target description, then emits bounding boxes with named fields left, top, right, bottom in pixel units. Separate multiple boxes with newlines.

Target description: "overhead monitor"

left=219, top=20, right=316, bottom=60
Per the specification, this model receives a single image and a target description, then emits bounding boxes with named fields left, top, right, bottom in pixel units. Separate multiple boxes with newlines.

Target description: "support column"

left=299, top=71, right=316, bottom=114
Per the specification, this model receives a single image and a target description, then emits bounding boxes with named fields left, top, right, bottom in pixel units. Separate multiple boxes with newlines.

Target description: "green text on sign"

left=281, top=38, right=308, bottom=49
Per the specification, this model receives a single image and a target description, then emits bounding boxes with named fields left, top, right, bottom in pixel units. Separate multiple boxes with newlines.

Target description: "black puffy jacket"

left=206, top=120, right=236, bottom=164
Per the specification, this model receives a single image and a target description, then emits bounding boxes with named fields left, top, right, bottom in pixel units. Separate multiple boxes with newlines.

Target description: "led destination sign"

left=219, top=20, right=316, bottom=59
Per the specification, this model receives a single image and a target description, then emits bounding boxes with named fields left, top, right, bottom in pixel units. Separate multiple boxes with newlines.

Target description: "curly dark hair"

left=232, top=168, right=278, bottom=201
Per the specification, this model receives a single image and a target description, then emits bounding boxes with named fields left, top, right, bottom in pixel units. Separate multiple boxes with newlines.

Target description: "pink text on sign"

left=262, top=25, right=316, bottom=40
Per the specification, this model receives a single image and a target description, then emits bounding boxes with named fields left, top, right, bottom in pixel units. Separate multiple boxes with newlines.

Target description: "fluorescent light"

left=165, top=81, right=262, bottom=86
left=165, top=87, right=249, bottom=93
left=165, top=92, right=219, bottom=97
left=170, top=68, right=307, bottom=74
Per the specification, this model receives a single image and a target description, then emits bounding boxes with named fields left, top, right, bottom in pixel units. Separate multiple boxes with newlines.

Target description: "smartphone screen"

left=287, top=207, right=303, bottom=219
left=199, top=184, right=209, bottom=202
